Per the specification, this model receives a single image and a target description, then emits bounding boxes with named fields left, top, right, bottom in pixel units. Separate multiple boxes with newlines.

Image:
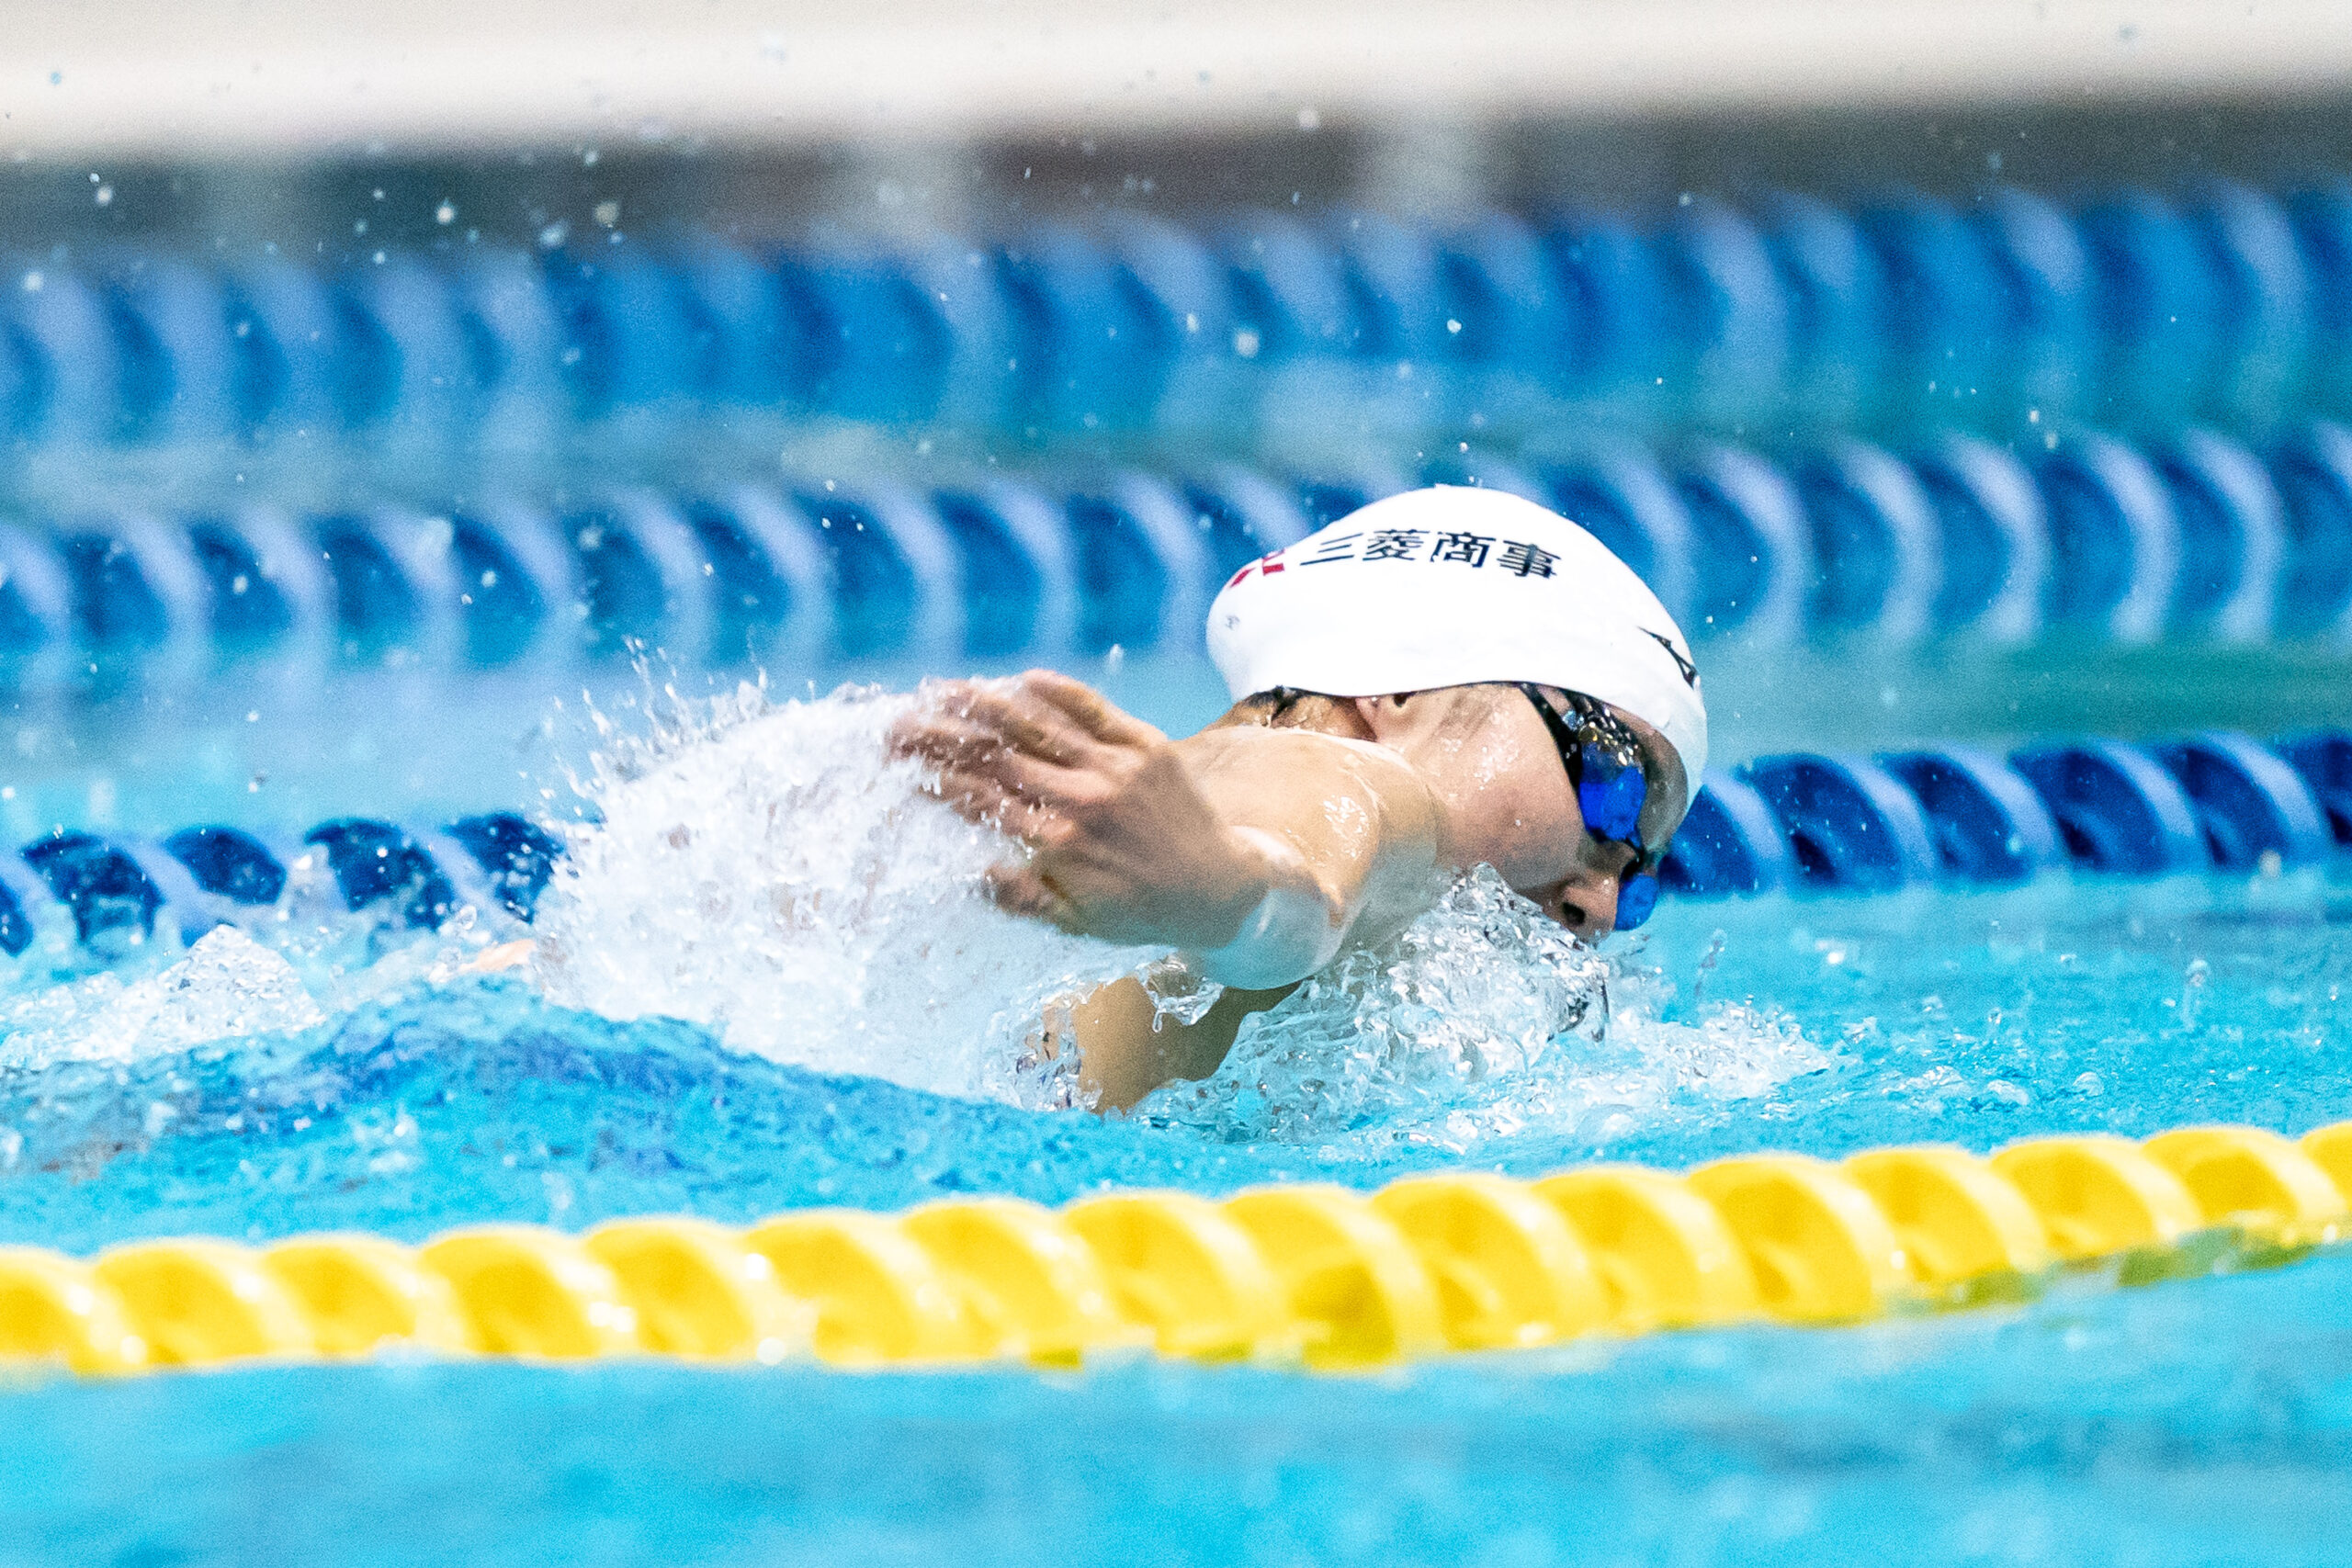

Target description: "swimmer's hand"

left=889, top=671, right=1331, bottom=976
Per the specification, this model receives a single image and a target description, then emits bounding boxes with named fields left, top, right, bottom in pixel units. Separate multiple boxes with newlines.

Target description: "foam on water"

left=1141, top=865, right=1836, bottom=1149
left=524, top=682, right=1834, bottom=1136
left=528, top=682, right=1161, bottom=1103
left=0, top=928, right=325, bottom=1068
left=0, top=682, right=1838, bottom=1160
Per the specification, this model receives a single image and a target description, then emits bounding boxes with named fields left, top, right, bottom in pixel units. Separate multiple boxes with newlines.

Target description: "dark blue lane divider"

left=2007, top=741, right=2207, bottom=875
left=2147, top=731, right=2333, bottom=869
left=1655, top=771, right=1792, bottom=897
left=6, top=421, right=2352, bottom=693
left=2275, top=732, right=2352, bottom=846
left=1668, top=728, right=2349, bottom=897
left=0, top=812, right=563, bottom=958
left=1878, top=746, right=2063, bottom=884
left=16, top=177, right=2352, bottom=446
left=1, top=730, right=2344, bottom=959
left=1737, top=753, right=1939, bottom=892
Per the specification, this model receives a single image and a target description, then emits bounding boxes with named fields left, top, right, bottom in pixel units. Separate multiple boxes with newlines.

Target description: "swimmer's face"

left=1359, top=683, right=1689, bottom=941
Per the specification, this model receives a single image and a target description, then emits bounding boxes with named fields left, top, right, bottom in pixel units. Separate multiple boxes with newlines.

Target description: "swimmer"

left=887, top=484, right=1706, bottom=1111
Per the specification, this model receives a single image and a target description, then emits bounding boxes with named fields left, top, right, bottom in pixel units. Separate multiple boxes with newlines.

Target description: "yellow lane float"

left=1223, top=1185, right=1445, bottom=1370
left=1843, top=1146, right=2052, bottom=1291
left=1371, top=1173, right=1607, bottom=1349
left=743, top=1211, right=970, bottom=1364
left=96, top=1240, right=316, bottom=1366
left=1987, top=1136, right=2206, bottom=1259
left=1532, top=1166, right=1758, bottom=1330
left=1063, top=1192, right=1290, bottom=1359
left=418, top=1227, right=640, bottom=1359
left=2141, top=1127, right=2348, bottom=1245
left=584, top=1218, right=810, bottom=1362
left=266, top=1234, right=471, bottom=1356
left=0, top=1248, right=147, bottom=1374
left=900, top=1198, right=1140, bottom=1364
left=1, top=1116, right=2346, bottom=1378
left=1685, top=1156, right=1908, bottom=1322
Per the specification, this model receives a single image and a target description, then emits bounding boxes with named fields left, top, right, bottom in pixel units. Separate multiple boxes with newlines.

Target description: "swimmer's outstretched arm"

left=889, top=671, right=1445, bottom=989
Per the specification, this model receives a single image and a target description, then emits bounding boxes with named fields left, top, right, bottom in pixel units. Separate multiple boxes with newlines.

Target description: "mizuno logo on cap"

left=1646, top=629, right=1698, bottom=688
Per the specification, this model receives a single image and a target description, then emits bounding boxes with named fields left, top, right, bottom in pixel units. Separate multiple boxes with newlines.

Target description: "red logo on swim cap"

left=1225, top=552, right=1285, bottom=589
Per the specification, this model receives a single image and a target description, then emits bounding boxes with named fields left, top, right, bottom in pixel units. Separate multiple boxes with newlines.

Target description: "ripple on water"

left=3, top=686, right=2346, bottom=1269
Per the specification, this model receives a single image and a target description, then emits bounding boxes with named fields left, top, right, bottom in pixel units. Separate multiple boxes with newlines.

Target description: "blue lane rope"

left=4, top=423, right=2352, bottom=694
left=1, top=730, right=2344, bottom=957
left=1664, top=728, right=2352, bottom=897
left=12, top=179, right=2352, bottom=445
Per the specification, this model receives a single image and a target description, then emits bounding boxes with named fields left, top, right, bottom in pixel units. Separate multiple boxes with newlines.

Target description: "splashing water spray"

left=524, top=681, right=1831, bottom=1138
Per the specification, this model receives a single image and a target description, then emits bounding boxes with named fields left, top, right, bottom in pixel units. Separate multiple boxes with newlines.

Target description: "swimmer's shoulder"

left=1172, top=722, right=1411, bottom=780
left=1176, top=725, right=1447, bottom=949
left=1173, top=724, right=1441, bottom=837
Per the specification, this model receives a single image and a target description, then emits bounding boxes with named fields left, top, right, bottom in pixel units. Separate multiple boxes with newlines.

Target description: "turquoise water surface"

left=0, top=650, right=2348, bottom=1567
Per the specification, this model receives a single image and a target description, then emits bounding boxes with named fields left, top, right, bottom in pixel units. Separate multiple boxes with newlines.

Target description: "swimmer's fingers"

left=886, top=699, right=1010, bottom=768
left=944, top=682, right=1096, bottom=765
left=926, top=762, right=1024, bottom=824
left=890, top=689, right=1096, bottom=772
left=922, top=736, right=1096, bottom=823
left=984, top=862, right=1084, bottom=932
left=890, top=711, right=1063, bottom=777
left=889, top=711, right=1006, bottom=772
left=930, top=764, right=1063, bottom=839
left=888, top=679, right=1025, bottom=755
left=1015, top=670, right=1167, bottom=749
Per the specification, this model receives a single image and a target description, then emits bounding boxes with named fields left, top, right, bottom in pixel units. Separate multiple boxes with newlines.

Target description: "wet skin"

left=888, top=671, right=1690, bottom=1111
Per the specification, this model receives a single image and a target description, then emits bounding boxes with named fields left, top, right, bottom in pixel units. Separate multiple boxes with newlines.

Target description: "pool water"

left=3, top=840, right=2346, bottom=1248
left=9, top=1258, right=2352, bottom=1568
left=0, top=648, right=2348, bottom=1564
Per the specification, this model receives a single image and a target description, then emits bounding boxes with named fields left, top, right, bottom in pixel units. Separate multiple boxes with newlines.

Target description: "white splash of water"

left=0, top=927, right=326, bottom=1066
left=529, top=682, right=1159, bottom=1101
left=1137, top=865, right=1835, bottom=1149
left=528, top=682, right=1834, bottom=1133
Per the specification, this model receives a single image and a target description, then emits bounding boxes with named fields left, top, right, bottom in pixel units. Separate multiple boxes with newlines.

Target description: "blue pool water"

left=9, top=149, right=2352, bottom=1568
left=9, top=1257, right=2352, bottom=1567
left=0, top=644, right=2348, bottom=1565
left=3, top=852, right=2347, bottom=1250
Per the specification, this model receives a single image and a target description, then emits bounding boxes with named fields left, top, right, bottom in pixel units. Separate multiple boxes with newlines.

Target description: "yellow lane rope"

left=5, top=1122, right=2349, bottom=1376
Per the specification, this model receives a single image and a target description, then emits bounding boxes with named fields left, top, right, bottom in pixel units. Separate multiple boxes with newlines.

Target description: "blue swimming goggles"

left=1517, top=684, right=1663, bottom=931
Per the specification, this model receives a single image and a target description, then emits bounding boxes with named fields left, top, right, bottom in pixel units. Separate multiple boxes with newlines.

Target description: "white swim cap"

left=1205, top=485, right=1708, bottom=784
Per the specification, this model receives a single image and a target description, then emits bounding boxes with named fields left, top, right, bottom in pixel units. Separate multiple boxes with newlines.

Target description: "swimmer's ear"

left=1349, top=693, right=1417, bottom=739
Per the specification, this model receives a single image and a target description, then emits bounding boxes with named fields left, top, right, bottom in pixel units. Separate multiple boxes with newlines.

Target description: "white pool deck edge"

left=6, top=0, right=2352, bottom=160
